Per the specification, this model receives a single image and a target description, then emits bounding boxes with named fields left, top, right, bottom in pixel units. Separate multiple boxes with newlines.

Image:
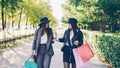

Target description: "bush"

left=97, top=35, right=120, bottom=68
left=83, top=31, right=120, bottom=68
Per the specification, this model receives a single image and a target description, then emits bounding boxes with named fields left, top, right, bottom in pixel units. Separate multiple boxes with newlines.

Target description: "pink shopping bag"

left=73, top=49, right=92, bottom=68
left=76, top=43, right=94, bottom=62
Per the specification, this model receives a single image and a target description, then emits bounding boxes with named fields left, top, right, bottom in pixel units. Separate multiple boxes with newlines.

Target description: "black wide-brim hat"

left=67, top=18, right=77, bottom=25
left=38, top=17, right=51, bottom=26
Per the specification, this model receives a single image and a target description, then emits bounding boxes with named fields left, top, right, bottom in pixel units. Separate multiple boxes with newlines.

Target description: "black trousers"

left=37, top=53, right=52, bottom=68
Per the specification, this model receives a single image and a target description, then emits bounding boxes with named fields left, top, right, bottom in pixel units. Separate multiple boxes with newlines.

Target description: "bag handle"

left=26, top=56, right=31, bottom=61
left=26, top=56, right=35, bottom=62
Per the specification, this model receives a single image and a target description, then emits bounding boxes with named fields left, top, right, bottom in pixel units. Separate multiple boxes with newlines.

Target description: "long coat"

left=59, top=29, right=83, bottom=63
left=60, top=29, right=83, bottom=48
left=32, top=28, right=54, bottom=57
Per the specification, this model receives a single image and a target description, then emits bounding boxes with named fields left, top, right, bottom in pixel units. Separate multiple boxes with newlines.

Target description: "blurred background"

left=0, top=0, right=120, bottom=68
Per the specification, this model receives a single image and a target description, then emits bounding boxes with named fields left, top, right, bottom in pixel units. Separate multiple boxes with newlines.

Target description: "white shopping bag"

left=73, top=49, right=92, bottom=68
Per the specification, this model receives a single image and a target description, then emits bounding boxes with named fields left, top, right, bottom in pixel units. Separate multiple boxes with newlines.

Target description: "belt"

left=40, top=43, right=47, bottom=45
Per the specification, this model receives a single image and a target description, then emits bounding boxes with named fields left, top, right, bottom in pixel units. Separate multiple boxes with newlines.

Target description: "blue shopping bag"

left=24, top=57, right=37, bottom=68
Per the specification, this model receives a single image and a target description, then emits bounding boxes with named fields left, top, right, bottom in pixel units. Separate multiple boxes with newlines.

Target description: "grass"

left=0, top=29, right=35, bottom=39
left=83, top=30, right=120, bottom=68
left=0, top=29, right=35, bottom=50
left=0, top=36, right=33, bottom=50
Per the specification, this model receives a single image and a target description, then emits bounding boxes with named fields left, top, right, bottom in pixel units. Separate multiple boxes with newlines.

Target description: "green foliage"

left=97, top=35, right=120, bottom=68
left=84, top=31, right=120, bottom=68
left=21, top=0, right=57, bottom=27
left=63, top=0, right=120, bottom=32
left=97, top=0, right=120, bottom=17
left=96, top=0, right=120, bottom=32
left=69, top=0, right=81, bottom=7
left=0, top=29, right=34, bottom=49
left=0, top=0, right=57, bottom=28
left=63, top=0, right=99, bottom=27
left=6, top=0, right=23, bottom=11
left=0, top=35, right=33, bottom=49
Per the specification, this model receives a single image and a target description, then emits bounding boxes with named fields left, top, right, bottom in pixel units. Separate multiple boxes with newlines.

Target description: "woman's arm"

left=32, top=29, right=38, bottom=50
left=59, top=30, right=67, bottom=42
left=78, top=30, right=83, bottom=46
left=31, top=50, right=35, bottom=58
left=52, top=28, right=57, bottom=42
left=74, top=30, right=83, bottom=46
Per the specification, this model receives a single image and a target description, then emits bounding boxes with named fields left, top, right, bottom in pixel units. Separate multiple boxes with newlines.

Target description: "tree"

left=0, top=0, right=23, bottom=29
left=97, top=0, right=120, bottom=32
left=0, top=0, right=57, bottom=30
left=1, top=0, right=5, bottom=30
left=7, top=0, right=23, bottom=29
left=63, top=0, right=98, bottom=29
left=63, top=0, right=120, bottom=32
left=21, top=0, right=57, bottom=28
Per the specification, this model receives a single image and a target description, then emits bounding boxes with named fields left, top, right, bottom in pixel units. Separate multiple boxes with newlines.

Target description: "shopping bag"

left=73, top=49, right=92, bottom=68
left=77, top=43, right=94, bottom=62
left=24, top=57, right=37, bottom=68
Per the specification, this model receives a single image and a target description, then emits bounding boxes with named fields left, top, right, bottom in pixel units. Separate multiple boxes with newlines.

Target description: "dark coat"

left=60, top=29, right=83, bottom=49
left=32, top=28, right=54, bottom=57
left=60, top=29, right=83, bottom=63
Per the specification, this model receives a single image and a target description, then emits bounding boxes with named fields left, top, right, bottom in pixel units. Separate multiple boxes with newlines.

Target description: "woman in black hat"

left=31, top=17, right=55, bottom=68
left=59, top=18, right=83, bottom=68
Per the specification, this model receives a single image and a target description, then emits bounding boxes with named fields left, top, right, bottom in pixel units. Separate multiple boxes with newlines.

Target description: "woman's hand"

left=74, top=40, right=79, bottom=46
left=31, top=50, right=35, bottom=58
left=31, top=54, right=34, bottom=58
left=53, top=38, right=59, bottom=42
left=52, top=29, right=57, bottom=39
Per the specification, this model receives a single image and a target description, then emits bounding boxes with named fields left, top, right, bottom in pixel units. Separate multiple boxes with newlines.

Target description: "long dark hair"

left=66, top=23, right=79, bottom=44
left=70, top=23, right=79, bottom=36
left=39, top=23, right=51, bottom=37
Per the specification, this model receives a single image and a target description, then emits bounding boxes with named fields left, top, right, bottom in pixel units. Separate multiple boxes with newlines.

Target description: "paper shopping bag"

left=77, top=43, right=94, bottom=62
left=24, top=57, right=37, bottom=68
left=73, top=49, right=92, bottom=68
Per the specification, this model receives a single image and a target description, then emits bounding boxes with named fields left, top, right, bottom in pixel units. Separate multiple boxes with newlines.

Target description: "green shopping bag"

left=24, top=57, right=37, bottom=68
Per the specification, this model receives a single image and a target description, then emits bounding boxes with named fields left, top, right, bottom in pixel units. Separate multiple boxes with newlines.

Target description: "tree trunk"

left=110, top=18, right=117, bottom=33
left=111, top=22, right=114, bottom=33
left=5, top=11, right=6, bottom=27
left=11, top=11, right=14, bottom=28
left=18, top=8, right=23, bottom=29
left=25, top=17, right=28, bottom=29
left=12, top=21, right=14, bottom=28
left=118, top=22, right=120, bottom=32
left=5, top=11, right=9, bottom=33
left=1, top=0, right=5, bottom=30
left=1, top=0, right=7, bottom=47
left=101, top=22, right=106, bottom=32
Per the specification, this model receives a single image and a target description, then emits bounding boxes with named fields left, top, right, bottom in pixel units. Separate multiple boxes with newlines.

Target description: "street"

left=0, top=32, right=108, bottom=68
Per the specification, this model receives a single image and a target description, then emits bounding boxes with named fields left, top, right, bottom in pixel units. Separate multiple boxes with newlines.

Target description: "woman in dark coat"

left=59, top=18, right=83, bottom=68
left=31, top=17, right=54, bottom=68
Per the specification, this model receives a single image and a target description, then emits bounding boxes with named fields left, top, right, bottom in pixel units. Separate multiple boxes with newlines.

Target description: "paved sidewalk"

left=0, top=40, right=108, bottom=68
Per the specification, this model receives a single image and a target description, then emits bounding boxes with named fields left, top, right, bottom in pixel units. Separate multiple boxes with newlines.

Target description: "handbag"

left=47, top=46, right=54, bottom=56
left=61, top=45, right=65, bottom=52
left=73, top=49, right=92, bottom=68
left=61, top=45, right=71, bottom=53
left=24, top=57, right=37, bottom=68
left=76, top=43, right=94, bottom=62
left=33, top=55, right=37, bottom=62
